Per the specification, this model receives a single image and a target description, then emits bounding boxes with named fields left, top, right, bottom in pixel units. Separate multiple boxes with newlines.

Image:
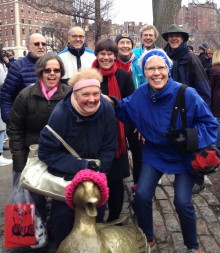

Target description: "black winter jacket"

left=101, top=68, right=135, bottom=181
left=1, top=53, right=39, bottom=123
left=8, top=81, right=70, bottom=172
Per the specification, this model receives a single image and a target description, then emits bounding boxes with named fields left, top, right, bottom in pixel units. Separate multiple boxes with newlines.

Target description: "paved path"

left=1, top=147, right=220, bottom=252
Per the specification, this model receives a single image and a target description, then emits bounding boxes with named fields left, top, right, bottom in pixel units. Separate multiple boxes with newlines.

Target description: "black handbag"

left=165, top=85, right=198, bottom=152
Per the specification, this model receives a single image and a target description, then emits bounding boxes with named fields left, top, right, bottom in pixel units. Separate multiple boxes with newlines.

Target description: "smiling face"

left=68, top=27, right=85, bottom=49
left=144, top=56, right=169, bottom=92
left=42, top=59, right=61, bottom=90
left=96, top=50, right=116, bottom=70
left=117, top=38, right=132, bottom=58
left=141, top=29, right=157, bottom=50
left=73, top=86, right=101, bottom=114
left=27, top=34, right=47, bottom=58
left=167, top=33, right=184, bottom=50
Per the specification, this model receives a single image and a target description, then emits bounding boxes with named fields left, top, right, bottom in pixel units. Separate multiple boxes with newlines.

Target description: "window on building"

left=21, top=8, right=24, bottom=13
left=22, top=28, right=25, bottom=35
left=11, top=8, right=13, bottom=13
left=0, top=30, right=2, bottom=36
left=29, top=28, right=32, bottom=35
left=21, top=17, right=24, bottom=23
left=22, top=39, right=26, bottom=46
left=11, top=40, right=15, bottom=46
left=5, top=30, right=8, bottom=36
left=5, top=40, right=9, bottom=47
left=11, top=18, right=14, bottom=24
left=28, top=19, right=31, bottom=24
left=11, top=28, right=14, bottom=35
left=0, top=20, right=1, bottom=25
left=28, top=8, right=31, bottom=14
left=5, top=19, right=8, bottom=25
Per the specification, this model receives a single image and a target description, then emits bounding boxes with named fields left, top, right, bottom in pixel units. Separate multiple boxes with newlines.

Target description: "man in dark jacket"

left=1, top=33, right=47, bottom=124
left=162, top=24, right=211, bottom=194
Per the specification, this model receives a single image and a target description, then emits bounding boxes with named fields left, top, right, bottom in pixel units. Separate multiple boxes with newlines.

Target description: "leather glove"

left=87, top=160, right=100, bottom=171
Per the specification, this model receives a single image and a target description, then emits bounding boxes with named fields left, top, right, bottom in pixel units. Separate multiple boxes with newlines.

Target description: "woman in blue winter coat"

left=38, top=68, right=117, bottom=249
left=103, top=49, right=218, bottom=253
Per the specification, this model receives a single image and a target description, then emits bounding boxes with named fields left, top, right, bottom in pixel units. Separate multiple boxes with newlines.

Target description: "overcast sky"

left=112, top=0, right=219, bottom=25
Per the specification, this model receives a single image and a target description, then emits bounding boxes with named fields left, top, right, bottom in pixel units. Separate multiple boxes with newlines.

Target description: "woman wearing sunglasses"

left=7, top=53, right=70, bottom=249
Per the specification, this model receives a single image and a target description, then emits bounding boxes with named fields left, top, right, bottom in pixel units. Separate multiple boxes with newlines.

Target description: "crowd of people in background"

left=1, top=23, right=220, bottom=253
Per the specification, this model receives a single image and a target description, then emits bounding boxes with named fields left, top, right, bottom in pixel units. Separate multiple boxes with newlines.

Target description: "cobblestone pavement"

left=1, top=147, right=220, bottom=252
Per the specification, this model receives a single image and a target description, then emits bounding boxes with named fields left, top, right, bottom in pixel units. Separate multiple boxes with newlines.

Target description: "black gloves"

left=87, top=160, right=100, bottom=171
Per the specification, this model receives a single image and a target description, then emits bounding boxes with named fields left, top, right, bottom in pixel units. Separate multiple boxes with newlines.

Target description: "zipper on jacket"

left=151, top=94, right=156, bottom=102
left=47, top=100, right=51, bottom=110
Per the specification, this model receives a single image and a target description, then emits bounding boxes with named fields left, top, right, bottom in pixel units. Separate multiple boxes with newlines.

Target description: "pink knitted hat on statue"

left=65, top=169, right=109, bottom=209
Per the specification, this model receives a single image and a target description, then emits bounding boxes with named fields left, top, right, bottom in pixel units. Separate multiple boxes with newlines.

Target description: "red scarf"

left=92, top=60, right=126, bottom=158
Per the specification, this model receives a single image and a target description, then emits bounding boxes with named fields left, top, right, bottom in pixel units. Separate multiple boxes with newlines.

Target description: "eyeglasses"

left=145, top=66, right=167, bottom=73
left=33, top=42, right=47, bottom=47
left=70, top=35, right=85, bottom=40
left=43, top=68, right=61, bottom=74
left=98, top=52, right=114, bottom=57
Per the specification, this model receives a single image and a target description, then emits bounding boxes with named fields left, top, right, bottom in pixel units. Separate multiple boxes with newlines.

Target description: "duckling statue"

left=56, top=169, right=151, bottom=253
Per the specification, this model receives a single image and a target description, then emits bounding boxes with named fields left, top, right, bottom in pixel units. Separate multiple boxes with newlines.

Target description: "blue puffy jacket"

left=1, top=53, right=38, bottom=123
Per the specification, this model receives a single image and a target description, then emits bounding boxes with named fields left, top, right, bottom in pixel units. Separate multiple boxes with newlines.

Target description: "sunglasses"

left=34, top=42, right=47, bottom=47
left=43, top=68, right=61, bottom=74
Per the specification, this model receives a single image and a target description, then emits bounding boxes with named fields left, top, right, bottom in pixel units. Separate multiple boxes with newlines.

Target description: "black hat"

left=199, top=43, right=208, bottom=52
left=115, top=33, right=134, bottom=48
left=162, top=24, right=189, bottom=42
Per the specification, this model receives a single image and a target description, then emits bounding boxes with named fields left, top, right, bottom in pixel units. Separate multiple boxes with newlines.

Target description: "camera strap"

left=170, top=84, right=187, bottom=130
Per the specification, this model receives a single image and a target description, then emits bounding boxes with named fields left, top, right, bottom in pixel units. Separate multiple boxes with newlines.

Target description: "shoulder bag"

left=19, top=125, right=100, bottom=201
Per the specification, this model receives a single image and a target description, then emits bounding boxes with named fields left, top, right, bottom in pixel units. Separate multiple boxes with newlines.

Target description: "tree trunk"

left=153, top=0, right=182, bottom=48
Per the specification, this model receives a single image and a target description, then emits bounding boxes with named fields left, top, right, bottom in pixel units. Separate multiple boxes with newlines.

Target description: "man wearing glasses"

left=1, top=33, right=47, bottom=124
left=58, top=26, right=96, bottom=84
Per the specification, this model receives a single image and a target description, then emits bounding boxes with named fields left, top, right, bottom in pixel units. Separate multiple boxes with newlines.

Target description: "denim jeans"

left=135, top=163, right=199, bottom=249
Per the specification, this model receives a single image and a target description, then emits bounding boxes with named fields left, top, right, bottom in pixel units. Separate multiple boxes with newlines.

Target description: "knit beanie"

left=199, top=43, right=208, bottom=52
left=115, top=33, right=134, bottom=48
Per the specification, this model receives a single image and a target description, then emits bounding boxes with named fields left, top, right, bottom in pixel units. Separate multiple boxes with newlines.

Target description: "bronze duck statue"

left=56, top=169, right=151, bottom=253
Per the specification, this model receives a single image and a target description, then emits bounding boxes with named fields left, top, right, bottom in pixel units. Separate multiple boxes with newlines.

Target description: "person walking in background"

left=1, top=33, right=47, bottom=124
left=7, top=54, right=70, bottom=248
left=198, top=43, right=208, bottom=69
left=210, top=49, right=220, bottom=149
left=3, top=49, right=16, bottom=69
left=162, top=24, right=211, bottom=194
left=58, top=26, right=96, bottom=84
left=0, top=49, right=12, bottom=166
left=103, top=49, right=218, bottom=253
left=38, top=68, right=117, bottom=249
left=92, top=38, right=135, bottom=222
left=205, top=47, right=214, bottom=80
left=115, top=33, right=142, bottom=184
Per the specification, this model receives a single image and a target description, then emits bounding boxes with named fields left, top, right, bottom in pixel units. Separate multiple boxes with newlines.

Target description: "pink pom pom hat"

left=65, top=169, right=109, bottom=209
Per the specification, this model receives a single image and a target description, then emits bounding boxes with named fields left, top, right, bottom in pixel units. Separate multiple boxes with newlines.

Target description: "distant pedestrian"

left=3, top=49, right=16, bottom=69
left=210, top=49, right=220, bottom=148
left=0, top=49, right=12, bottom=166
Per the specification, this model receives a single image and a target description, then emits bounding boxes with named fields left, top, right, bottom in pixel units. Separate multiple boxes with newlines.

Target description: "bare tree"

left=23, top=0, right=114, bottom=44
left=153, top=0, right=182, bottom=47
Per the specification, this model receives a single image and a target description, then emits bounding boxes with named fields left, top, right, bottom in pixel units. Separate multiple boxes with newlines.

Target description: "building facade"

left=0, top=0, right=72, bottom=57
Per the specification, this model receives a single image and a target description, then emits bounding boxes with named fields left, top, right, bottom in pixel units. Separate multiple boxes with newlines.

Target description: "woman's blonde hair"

left=68, top=68, right=103, bottom=87
left=212, top=50, right=220, bottom=66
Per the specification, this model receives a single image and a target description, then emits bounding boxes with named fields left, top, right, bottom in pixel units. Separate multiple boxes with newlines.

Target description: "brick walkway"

left=1, top=147, right=220, bottom=252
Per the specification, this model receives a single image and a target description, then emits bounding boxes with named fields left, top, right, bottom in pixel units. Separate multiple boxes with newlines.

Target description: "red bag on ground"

left=4, top=202, right=36, bottom=248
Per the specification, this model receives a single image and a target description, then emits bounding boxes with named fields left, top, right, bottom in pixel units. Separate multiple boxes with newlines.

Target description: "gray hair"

left=140, top=25, right=159, bottom=39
